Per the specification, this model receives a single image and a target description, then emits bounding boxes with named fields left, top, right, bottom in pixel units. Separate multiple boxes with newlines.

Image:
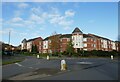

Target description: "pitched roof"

left=22, top=38, right=27, bottom=43
left=27, top=37, right=43, bottom=42
left=43, top=37, right=49, bottom=41
left=88, top=33, right=110, bottom=40
left=83, top=34, right=93, bottom=38
left=43, top=34, right=62, bottom=41
left=60, top=34, right=72, bottom=38
left=72, top=27, right=83, bottom=34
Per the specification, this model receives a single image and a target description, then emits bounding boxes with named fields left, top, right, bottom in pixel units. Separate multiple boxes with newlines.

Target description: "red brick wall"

left=32, top=37, right=43, bottom=52
left=60, top=38, right=69, bottom=52
left=39, top=41, right=43, bottom=53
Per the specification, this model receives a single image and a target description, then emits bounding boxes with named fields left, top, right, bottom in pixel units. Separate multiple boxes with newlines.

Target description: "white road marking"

left=77, top=62, right=93, bottom=64
left=29, top=67, right=33, bottom=69
left=15, top=63, right=23, bottom=67
left=15, top=63, right=37, bottom=70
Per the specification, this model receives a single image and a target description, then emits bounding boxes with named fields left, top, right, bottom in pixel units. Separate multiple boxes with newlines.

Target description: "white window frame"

left=84, top=43, right=87, bottom=47
left=83, top=38, right=87, bottom=41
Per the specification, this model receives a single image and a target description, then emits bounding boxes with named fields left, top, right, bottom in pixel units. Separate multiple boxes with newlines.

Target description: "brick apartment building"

left=21, top=27, right=119, bottom=53
left=21, top=37, right=43, bottom=52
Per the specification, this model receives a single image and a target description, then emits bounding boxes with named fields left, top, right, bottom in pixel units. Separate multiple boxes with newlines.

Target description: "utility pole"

left=8, top=30, right=11, bottom=51
left=8, top=30, right=11, bottom=45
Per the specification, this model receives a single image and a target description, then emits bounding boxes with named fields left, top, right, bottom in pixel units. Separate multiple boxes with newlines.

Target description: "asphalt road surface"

left=2, top=56, right=119, bottom=80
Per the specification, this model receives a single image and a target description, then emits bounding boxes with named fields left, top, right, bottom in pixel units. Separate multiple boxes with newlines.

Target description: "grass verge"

left=2, top=60, right=21, bottom=65
left=2, top=58, right=25, bottom=65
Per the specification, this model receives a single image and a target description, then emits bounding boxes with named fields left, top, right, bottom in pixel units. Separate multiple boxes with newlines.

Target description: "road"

left=2, top=56, right=119, bottom=80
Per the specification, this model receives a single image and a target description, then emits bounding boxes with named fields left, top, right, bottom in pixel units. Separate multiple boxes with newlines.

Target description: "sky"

left=1, top=2, right=118, bottom=46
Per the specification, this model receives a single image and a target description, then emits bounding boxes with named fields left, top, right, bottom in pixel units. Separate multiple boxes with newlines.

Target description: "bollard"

left=61, top=59, right=67, bottom=71
left=37, top=55, right=40, bottom=59
left=111, top=55, right=113, bottom=60
left=47, top=55, right=50, bottom=60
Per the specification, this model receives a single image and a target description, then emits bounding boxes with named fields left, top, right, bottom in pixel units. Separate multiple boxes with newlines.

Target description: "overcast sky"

left=1, top=2, right=118, bottom=46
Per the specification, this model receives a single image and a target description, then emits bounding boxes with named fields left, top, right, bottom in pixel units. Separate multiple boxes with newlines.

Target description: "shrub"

left=39, top=53, right=49, bottom=57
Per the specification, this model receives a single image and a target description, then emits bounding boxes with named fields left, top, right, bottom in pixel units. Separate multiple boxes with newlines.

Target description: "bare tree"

left=66, top=40, right=74, bottom=56
left=49, top=32, right=61, bottom=54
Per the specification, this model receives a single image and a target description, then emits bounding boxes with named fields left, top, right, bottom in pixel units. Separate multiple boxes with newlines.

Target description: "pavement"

left=2, top=56, right=119, bottom=80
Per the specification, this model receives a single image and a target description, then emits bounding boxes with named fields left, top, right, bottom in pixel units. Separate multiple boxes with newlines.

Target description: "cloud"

left=4, top=6, right=75, bottom=33
left=18, top=6, right=75, bottom=30
left=31, top=32, right=40, bottom=37
left=18, top=3, right=29, bottom=9
left=59, top=20, right=73, bottom=26
left=0, top=30, right=6, bottom=35
left=5, top=17, right=25, bottom=27
left=19, top=32, right=27, bottom=37
left=2, top=28, right=17, bottom=36
left=11, top=17, right=23, bottom=22
left=50, top=7, right=60, bottom=14
left=49, top=15, right=60, bottom=24
left=23, top=20, right=35, bottom=28
left=4, top=16, right=36, bottom=29
left=49, top=8, right=75, bottom=30
left=0, top=18, right=3, bottom=22
left=30, top=7, right=49, bottom=24
left=13, top=3, right=29, bottom=17
left=31, top=7, right=43, bottom=15
left=65, top=10, right=75, bottom=17
left=63, top=26, right=71, bottom=30
left=29, top=14, right=45, bottom=24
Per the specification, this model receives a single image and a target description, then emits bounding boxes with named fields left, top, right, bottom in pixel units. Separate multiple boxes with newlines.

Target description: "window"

left=91, top=44, right=95, bottom=47
left=84, top=49, right=87, bottom=51
left=83, top=38, right=87, bottom=41
left=49, top=40, right=51, bottom=43
left=93, top=44, right=96, bottom=48
left=67, top=38, right=70, bottom=42
left=72, top=37, right=74, bottom=40
left=72, top=42, right=74, bottom=44
left=91, top=39, right=93, bottom=41
left=109, top=41, right=111, bottom=44
left=102, top=44, right=103, bottom=48
left=84, top=43, right=87, bottom=47
left=39, top=42, right=41, bottom=45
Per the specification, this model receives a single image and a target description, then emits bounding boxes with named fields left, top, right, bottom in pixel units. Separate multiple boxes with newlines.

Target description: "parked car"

left=3, top=51, right=14, bottom=56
